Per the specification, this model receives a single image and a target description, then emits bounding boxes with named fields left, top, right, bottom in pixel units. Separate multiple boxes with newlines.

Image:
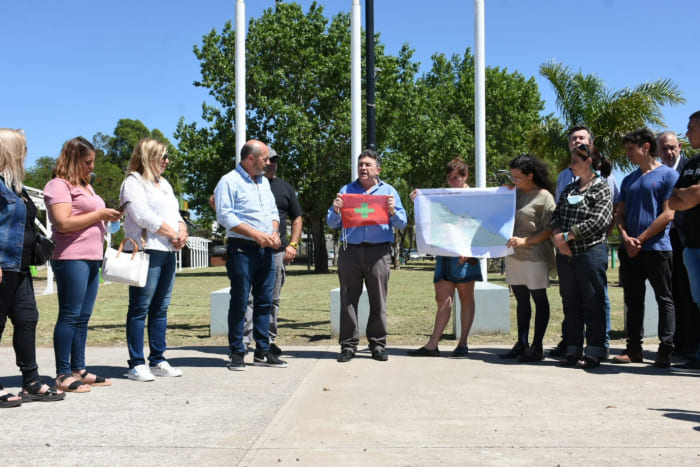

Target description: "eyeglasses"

left=162, top=154, right=169, bottom=161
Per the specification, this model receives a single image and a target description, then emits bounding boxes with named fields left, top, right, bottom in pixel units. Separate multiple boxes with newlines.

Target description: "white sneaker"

left=150, top=361, right=183, bottom=377
left=127, top=364, right=155, bottom=382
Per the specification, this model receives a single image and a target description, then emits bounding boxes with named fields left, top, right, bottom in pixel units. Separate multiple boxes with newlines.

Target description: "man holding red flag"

left=327, top=149, right=407, bottom=362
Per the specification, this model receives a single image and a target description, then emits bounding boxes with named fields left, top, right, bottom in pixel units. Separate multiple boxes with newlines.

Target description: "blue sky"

left=3, top=0, right=698, bottom=171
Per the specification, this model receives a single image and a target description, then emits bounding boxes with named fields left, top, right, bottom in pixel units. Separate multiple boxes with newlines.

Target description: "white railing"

left=176, top=236, right=211, bottom=271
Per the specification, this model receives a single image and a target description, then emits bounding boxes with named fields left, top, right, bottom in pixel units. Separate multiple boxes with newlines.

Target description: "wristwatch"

left=289, top=242, right=299, bottom=250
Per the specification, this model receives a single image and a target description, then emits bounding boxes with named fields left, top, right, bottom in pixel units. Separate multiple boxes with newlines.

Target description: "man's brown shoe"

left=612, top=348, right=643, bottom=364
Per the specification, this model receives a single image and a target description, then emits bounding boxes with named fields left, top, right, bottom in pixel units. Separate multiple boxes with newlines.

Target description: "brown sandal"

left=56, top=375, right=91, bottom=393
left=73, top=370, right=112, bottom=387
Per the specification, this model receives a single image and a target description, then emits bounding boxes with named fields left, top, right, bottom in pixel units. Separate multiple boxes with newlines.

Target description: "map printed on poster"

left=414, top=187, right=516, bottom=258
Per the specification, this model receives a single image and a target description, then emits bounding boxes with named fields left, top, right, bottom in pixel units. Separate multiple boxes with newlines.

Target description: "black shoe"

left=253, top=352, right=288, bottom=368
left=227, top=353, right=246, bottom=371
left=519, top=345, right=544, bottom=363
left=371, top=347, right=388, bottom=362
left=337, top=348, right=355, bottom=363
left=406, top=346, right=440, bottom=357
left=653, top=348, right=672, bottom=368
left=500, top=341, right=526, bottom=359
left=548, top=340, right=567, bottom=357
left=449, top=346, right=469, bottom=359
left=671, top=358, right=700, bottom=371
left=269, top=343, right=283, bottom=355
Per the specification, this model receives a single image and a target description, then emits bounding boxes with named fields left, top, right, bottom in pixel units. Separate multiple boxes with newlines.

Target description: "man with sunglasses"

left=612, top=128, right=678, bottom=368
left=659, top=131, right=700, bottom=358
left=670, top=111, right=700, bottom=370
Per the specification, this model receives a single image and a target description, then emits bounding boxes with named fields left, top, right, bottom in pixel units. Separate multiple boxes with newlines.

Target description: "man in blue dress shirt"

left=214, top=140, right=286, bottom=371
left=327, top=149, right=407, bottom=362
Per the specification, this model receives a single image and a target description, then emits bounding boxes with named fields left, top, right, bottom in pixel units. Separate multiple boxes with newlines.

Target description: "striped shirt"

left=551, top=177, right=612, bottom=255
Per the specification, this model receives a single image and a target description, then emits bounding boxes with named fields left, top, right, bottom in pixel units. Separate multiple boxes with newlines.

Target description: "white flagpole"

left=235, top=0, right=246, bottom=164
left=351, top=0, right=361, bottom=181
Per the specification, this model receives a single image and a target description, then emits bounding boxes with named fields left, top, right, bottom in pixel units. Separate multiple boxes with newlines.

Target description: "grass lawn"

left=18, top=259, right=632, bottom=350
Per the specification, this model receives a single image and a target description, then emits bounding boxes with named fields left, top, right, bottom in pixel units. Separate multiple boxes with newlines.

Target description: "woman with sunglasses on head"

left=0, top=129, right=65, bottom=406
left=406, top=157, right=483, bottom=359
left=551, top=144, right=613, bottom=369
left=44, top=137, right=123, bottom=393
left=500, top=154, right=556, bottom=363
left=119, top=139, right=188, bottom=382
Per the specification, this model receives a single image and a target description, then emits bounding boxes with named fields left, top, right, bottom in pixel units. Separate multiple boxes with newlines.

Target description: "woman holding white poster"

left=407, top=157, right=482, bottom=359
left=500, top=154, right=556, bottom=363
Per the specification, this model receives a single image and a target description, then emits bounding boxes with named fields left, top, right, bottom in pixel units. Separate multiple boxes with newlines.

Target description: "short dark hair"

left=445, top=157, right=468, bottom=177
left=623, top=128, right=657, bottom=156
left=567, top=125, right=594, bottom=143
left=359, top=148, right=381, bottom=167
left=571, top=143, right=611, bottom=175
left=508, top=153, right=553, bottom=193
left=690, top=110, right=700, bottom=124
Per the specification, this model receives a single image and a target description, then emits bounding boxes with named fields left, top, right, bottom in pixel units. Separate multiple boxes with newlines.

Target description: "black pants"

left=670, top=228, right=700, bottom=354
left=619, top=249, right=675, bottom=351
left=0, top=270, right=40, bottom=386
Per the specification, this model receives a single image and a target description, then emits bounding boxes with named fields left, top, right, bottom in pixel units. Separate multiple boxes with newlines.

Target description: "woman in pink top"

left=44, top=137, right=121, bottom=393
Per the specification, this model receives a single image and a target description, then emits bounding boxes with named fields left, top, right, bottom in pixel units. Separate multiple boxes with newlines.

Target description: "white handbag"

left=102, top=237, right=150, bottom=287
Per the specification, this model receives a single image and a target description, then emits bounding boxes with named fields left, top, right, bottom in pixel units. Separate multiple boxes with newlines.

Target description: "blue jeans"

left=556, top=244, right=608, bottom=358
left=683, top=248, right=700, bottom=360
left=52, top=259, right=100, bottom=375
left=126, top=251, right=176, bottom=368
left=226, top=239, right=275, bottom=355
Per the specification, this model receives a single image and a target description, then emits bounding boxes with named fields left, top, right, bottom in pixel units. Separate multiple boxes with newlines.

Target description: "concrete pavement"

left=2, top=344, right=700, bottom=466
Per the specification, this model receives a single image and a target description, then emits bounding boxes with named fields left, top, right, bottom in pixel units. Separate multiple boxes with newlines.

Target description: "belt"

left=350, top=242, right=391, bottom=248
left=228, top=237, right=258, bottom=247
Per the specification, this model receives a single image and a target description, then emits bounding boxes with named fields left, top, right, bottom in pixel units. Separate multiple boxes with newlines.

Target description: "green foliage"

left=535, top=62, right=686, bottom=169
left=24, top=156, right=56, bottom=190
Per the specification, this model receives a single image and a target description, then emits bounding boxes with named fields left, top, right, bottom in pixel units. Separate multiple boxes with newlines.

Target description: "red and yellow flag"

left=341, top=194, right=390, bottom=228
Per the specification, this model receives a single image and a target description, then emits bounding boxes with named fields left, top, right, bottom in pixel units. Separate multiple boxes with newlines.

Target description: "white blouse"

left=119, top=172, right=184, bottom=252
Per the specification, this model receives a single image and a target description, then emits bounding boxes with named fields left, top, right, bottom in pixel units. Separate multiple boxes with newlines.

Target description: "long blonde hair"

left=53, top=136, right=95, bottom=186
left=0, top=128, right=27, bottom=193
left=127, top=138, right=167, bottom=182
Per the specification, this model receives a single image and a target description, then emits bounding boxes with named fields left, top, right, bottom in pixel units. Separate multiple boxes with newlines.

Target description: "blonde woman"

left=120, top=138, right=188, bottom=382
left=0, top=129, right=64, bottom=405
left=44, top=137, right=121, bottom=393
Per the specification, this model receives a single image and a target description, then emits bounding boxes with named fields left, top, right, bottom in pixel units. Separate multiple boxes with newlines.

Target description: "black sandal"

left=0, top=391, right=22, bottom=408
left=558, top=354, right=578, bottom=367
left=74, top=369, right=112, bottom=387
left=576, top=355, right=601, bottom=369
left=56, top=375, right=91, bottom=393
left=21, top=379, right=66, bottom=402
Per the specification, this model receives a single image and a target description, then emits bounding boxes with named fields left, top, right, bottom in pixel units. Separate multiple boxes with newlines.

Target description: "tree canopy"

left=176, top=1, right=545, bottom=270
left=533, top=62, right=685, bottom=171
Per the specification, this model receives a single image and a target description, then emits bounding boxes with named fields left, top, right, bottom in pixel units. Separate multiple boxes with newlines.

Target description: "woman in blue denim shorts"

left=407, top=158, right=483, bottom=358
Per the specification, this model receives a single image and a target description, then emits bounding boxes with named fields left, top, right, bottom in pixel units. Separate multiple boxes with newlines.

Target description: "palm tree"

left=534, top=62, right=685, bottom=171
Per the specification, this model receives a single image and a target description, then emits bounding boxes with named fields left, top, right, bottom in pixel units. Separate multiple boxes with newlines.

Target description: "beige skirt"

left=505, top=256, right=550, bottom=289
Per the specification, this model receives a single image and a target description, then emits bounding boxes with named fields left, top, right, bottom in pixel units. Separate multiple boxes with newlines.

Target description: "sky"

left=3, top=0, right=698, bottom=172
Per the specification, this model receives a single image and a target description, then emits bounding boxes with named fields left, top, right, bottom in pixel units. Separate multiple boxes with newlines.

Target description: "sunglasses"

left=573, top=144, right=591, bottom=158
left=162, top=154, right=170, bottom=161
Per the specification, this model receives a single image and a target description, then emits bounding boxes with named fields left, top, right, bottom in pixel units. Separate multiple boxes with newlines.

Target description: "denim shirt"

left=0, top=178, right=27, bottom=271
left=214, top=164, right=280, bottom=240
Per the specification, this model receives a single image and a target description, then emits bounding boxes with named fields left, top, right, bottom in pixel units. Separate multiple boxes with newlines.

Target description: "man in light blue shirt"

left=214, top=140, right=286, bottom=371
left=327, top=149, right=407, bottom=362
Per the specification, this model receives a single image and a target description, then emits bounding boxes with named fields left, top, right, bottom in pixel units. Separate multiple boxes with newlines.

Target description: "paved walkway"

left=2, top=345, right=700, bottom=466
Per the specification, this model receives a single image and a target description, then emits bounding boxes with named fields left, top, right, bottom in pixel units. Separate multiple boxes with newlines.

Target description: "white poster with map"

left=414, top=187, right=516, bottom=258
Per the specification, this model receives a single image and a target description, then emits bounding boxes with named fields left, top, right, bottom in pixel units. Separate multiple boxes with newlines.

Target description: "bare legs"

left=423, top=280, right=476, bottom=350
